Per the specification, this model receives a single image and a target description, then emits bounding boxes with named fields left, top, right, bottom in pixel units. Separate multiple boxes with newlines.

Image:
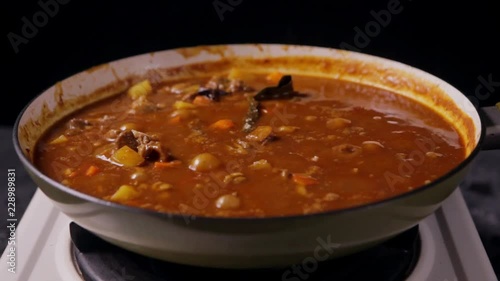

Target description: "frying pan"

left=13, top=44, right=500, bottom=268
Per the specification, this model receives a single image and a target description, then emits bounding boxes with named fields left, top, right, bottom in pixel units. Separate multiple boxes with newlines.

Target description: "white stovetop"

left=0, top=188, right=497, bottom=281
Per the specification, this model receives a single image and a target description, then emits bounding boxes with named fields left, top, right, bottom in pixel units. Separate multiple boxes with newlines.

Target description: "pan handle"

left=480, top=104, right=500, bottom=150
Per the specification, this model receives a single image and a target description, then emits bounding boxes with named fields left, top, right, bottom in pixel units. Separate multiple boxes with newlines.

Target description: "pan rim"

left=12, top=43, right=486, bottom=222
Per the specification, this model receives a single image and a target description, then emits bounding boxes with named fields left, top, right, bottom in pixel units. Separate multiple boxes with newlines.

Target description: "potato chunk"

left=50, top=134, right=68, bottom=144
left=112, top=145, right=145, bottom=167
left=173, top=101, right=196, bottom=110
left=110, top=185, right=139, bottom=201
left=227, top=68, right=244, bottom=80
left=127, top=79, right=152, bottom=100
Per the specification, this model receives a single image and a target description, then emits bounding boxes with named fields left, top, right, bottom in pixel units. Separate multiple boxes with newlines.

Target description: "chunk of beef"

left=65, top=118, right=92, bottom=136
left=228, top=79, right=253, bottom=92
left=205, top=76, right=253, bottom=93
left=179, top=76, right=253, bottom=102
left=128, top=96, right=158, bottom=114
left=115, top=130, right=138, bottom=150
left=115, top=129, right=167, bottom=161
left=205, top=76, right=229, bottom=91
left=131, top=130, right=167, bottom=161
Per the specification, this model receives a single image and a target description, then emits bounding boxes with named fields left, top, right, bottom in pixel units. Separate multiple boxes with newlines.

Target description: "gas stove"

left=1, top=187, right=497, bottom=281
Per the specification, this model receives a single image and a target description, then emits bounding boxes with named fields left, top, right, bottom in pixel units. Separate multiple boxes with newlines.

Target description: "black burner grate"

left=70, top=222, right=420, bottom=281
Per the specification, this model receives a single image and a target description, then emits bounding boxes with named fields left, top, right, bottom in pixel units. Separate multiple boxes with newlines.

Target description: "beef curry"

left=34, top=70, right=466, bottom=217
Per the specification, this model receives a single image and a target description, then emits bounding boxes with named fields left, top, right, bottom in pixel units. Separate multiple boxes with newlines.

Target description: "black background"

left=3, top=0, right=500, bottom=126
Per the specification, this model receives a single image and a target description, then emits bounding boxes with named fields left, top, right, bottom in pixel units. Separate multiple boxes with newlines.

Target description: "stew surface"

left=35, top=70, right=466, bottom=217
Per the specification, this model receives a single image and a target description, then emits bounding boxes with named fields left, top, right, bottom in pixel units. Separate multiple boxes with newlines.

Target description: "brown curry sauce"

left=34, top=71, right=466, bottom=217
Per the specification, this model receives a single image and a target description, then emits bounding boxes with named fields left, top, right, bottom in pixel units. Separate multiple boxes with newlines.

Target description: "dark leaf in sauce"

left=243, top=75, right=306, bottom=132
left=242, top=96, right=261, bottom=133
left=254, top=75, right=305, bottom=101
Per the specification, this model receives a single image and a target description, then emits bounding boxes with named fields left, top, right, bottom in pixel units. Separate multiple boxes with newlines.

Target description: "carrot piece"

left=193, top=96, right=212, bottom=106
left=292, top=173, right=319, bottom=186
left=85, top=165, right=100, bottom=176
left=154, top=160, right=182, bottom=169
left=169, top=116, right=181, bottom=124
left=209, top=119, right=235, bottom=130
left=266, top=71, right=283, bottom=84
